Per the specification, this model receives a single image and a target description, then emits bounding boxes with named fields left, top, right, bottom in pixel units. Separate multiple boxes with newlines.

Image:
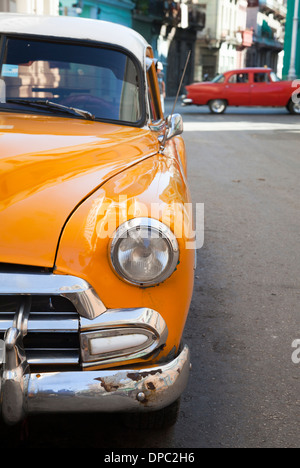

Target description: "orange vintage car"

left=0, top=13, right=195, bottom=429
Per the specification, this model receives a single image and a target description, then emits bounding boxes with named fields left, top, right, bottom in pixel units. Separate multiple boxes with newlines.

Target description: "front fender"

left=55, top=147, right=195, bottom=363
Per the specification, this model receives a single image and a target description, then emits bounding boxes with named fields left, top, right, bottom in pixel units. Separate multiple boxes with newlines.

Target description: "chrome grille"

left=0, top=295, right=80, bottom=372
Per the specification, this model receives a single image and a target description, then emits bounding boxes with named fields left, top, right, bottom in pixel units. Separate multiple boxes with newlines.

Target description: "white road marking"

left=183, top=121, right=300, bottom=132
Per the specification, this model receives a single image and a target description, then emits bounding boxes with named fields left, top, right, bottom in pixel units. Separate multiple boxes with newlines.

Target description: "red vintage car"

left=182, top=68, right=300, bottom=115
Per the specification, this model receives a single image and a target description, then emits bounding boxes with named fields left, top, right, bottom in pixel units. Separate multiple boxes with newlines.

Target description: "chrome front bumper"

left=0, top=272, right=190, bottom=425
left=0, top=327, right=190, bottom=425
left=181, top=97, right=193, bottom=106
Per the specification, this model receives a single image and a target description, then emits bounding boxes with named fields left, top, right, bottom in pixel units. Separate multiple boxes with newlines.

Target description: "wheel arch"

left=206, top=97, right=229, bottom=106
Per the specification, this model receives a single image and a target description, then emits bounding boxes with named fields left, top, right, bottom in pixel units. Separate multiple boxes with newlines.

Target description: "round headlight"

left=109, top=218, right=179, bottom=286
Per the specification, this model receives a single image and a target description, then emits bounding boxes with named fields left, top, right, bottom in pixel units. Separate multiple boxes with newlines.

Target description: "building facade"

left=131, top=1, right=206, bottom=95
left=246, top=0, right=287, bottom=76
left=0, top=0, right=59, bottom=14
left=163, top=1, right=206, bottom=95
left=132, top=0, right=164, bottom=55
left=193, top=0, right=253, bottom=82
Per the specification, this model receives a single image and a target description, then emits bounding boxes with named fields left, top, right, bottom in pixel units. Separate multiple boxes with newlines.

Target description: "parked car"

left=0, top=13, right=195, bottom=429
left=182, top=68, right=300, bottom=115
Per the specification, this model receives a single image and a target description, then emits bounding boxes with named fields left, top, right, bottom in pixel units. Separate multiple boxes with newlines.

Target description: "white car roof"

left=0, top=13, right=149, bottom=65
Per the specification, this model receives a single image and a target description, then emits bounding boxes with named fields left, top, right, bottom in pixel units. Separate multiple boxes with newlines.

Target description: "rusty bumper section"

left=0, top=327, right=190, bottom=425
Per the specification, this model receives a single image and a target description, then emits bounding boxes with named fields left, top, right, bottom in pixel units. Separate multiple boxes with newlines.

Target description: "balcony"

left=133, top=0, right=180, bottom=22
left=133, top=0, right=164, bottom=18
left=259, top=0, right=287, bottom=20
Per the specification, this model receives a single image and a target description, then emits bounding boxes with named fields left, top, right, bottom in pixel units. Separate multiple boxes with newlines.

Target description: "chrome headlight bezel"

left=109, top=218, right=179, bottom=287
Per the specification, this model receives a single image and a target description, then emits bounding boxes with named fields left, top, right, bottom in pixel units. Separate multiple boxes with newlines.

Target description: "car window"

left=228, top=73, right=249, bottom=84
left=270, top=71, right=281, bottom=82
left=147, top=61, right=162, bottom=122
left=254, top=73, right=270, bottom=83
left=0, top=36, right=143, bottom=124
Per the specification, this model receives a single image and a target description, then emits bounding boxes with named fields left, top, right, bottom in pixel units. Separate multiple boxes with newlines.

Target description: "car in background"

left=0, top=13, right=194, bottom=430
left=182, top=68, right=300, bottom=115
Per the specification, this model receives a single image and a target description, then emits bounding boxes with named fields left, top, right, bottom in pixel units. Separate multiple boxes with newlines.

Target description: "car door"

left=250, top=71, right=282, bottom=107
left=224, top=72, right=251, bottom=106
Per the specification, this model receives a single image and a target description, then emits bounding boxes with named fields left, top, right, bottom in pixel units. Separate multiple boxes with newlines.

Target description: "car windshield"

left=0, top=36, right=142, bottom=124
left=211, top=74, right=225, bottom=83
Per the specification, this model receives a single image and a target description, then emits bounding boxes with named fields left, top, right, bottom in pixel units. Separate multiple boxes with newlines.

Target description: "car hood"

left=0, top=112, right=158, bottom=268
left=186, top=82, right=213, bottom=88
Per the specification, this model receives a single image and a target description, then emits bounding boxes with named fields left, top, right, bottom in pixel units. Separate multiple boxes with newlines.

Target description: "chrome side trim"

left=80, top=308, right=168, bottom=368
left=0, top=272, right=106, bottom=320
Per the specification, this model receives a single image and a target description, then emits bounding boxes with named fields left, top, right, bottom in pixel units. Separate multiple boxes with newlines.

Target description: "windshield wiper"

left=6, top=98, right=95, bottom=121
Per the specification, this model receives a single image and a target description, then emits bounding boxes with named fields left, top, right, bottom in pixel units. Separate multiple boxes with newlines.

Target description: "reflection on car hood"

left=0, top=112, right=158, bottom=268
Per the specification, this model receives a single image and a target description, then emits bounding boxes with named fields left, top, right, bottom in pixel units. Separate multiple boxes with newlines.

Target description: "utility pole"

left=288, top=0, right=299, bottom=80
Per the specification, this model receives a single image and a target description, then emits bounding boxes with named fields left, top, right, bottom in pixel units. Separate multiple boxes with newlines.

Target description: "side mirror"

left=149, top=114, right=183, bottom=152
left=165, top=113, right=183, bottom=141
